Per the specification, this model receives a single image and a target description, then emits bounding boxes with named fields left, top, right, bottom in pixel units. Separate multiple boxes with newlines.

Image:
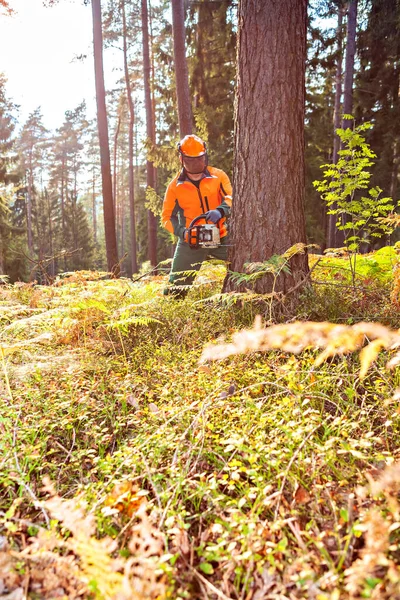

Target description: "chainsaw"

left=187, top=214, right=221, bottom=249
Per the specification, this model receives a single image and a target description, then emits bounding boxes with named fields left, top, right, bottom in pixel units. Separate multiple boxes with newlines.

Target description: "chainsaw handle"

left=188, top=214, right=210, bottom=228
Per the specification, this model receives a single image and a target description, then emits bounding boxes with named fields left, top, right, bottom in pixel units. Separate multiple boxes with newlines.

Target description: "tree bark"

left=141, top=0, right=157, bottom=266
left=113, top=113, right=121, bottom=217
left=92, top=164, right=97, bottom=244
left=328, top=3, right=344, bottom=248
left=26, top=165, right=33, bottom=256
left=342, top=0, right=358, bottom=123
left=336, top=0, right=358, bottom=247
left=171, top=0, right=193, bottom=136
left=91, top=0, right=119, bottom=275
left=122, top=0, right=138, bottom=274
left=390, top=77, right=400, bottom=200
left=224, top=0, right=309, bottom=296
left=149, top=0, right=158, bottom=198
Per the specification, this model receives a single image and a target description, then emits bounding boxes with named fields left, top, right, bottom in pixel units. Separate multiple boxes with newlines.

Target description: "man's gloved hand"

left=204, top=209, right=222, bottom=223
left=180, top=228, right=189, bottom=243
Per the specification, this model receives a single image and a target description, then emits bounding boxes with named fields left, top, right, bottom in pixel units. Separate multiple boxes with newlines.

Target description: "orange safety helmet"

left=177, top=134, right=207, bottom=158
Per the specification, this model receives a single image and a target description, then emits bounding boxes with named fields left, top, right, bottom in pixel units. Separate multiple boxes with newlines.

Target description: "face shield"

left=181, top=153, right=208, bottom=175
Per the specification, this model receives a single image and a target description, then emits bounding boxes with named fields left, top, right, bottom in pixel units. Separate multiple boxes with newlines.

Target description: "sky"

left=0, top=0, right=111, bottom=131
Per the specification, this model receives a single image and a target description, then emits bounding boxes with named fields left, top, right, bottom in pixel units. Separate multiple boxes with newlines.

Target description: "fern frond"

left=200, top=317, right=400, bottom=379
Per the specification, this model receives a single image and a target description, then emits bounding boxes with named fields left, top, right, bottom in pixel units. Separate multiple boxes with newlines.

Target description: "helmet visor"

left=181, top=154, right=207, bottom=174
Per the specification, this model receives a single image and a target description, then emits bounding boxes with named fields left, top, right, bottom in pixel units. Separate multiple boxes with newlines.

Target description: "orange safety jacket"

left=161, top=166, right=232, bottom=240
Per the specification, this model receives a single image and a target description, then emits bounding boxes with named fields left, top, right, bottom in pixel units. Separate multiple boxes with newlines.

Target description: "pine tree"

left=0, top=76, right=26, bottom=278
left=92, top=0, right=119, bottom=274
left=18, top=108, right=49, bottom=257
left=356, top=0, right=400, bottom=201
left=171, top=0, right=193, bottom=136
left=224, top=0, right=309, bottom=296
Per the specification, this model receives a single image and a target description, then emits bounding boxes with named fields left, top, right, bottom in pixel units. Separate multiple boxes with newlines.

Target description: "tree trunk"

left=224, top=0, right=309, bottom=296
left=122, top=0, right=138, bottom=274
left=91, top=0, right=119, bottom=275
left=46, top=190, right=54, bottom=277
left=26, top=165, right=33, bottom=256
left=141, top=0, right=157, bottom=266
left=171, top=0, right=193, bottom=136
left=193, top=2, right=210, bottom=107
left=149, top=0, right=158, bottom=198
left=336, top=0, right=358, bottom=247
left=120, top=154, right=125, bottom=259
left=113, top=114, right=121, bottom=217
left=342, top=0, right=357, bottom=123
left=390, top=77, right=400, bottom=200
left=61, top=155, right=65, bottom=241
left=327, top=3, right=344, bottom=248
left=0, top=228, right=4, bottom=274
left=92, top=164, right=97, bottom=244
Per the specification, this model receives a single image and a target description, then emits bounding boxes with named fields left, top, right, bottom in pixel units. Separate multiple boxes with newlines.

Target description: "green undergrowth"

left=1, top=253, right=400, bottom=599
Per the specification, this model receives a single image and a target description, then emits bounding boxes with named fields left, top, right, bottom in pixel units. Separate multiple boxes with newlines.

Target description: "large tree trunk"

left=171, top=0, right=193, bottom=136
left=122, top=1, right=138, bottom=275
left=141, top=0, right=157, bottom=266
left=224, top=0, right=309, bottom=296
left=91, top=0, right=119, bottom=275
left=327, top=3, right=344, bottom=248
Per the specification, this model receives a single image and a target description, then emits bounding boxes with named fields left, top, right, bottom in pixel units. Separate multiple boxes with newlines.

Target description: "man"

left=161, top=134, right=232, bottom=297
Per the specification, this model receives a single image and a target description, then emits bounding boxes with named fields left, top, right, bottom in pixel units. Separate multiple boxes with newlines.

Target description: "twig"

left=188, top=564, right=235, bottom=600
left=287, top=519, right=308, bottom=552
left=110, top=253, right=128, bottom=278
left=16, top=248, right=81, bottom=284
left=285, top=257, right=323, bottom=297
left=129, top=260, right=169, bottom=286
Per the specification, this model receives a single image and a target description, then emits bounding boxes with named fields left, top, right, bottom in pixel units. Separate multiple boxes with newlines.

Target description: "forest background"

left=2, top=1, right=400, bottom=599
left=0, top=0, right=399, bottom=281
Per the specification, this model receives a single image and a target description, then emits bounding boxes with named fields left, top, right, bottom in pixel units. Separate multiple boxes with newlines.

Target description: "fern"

left=107, top=315, right=163, bottom=334
left=200, top=316, right=400, bottom=379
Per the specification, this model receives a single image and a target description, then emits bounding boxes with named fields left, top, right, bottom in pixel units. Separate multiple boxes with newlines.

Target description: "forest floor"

left=1, top=247, right=400, bottom=600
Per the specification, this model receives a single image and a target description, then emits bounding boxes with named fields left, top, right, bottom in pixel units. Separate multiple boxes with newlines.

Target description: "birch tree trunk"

left=224, top=0, right=309, bottom=296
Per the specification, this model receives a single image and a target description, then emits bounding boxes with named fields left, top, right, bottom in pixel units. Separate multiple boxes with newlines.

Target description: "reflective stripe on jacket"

left=161, top=166, right=232, bottom=239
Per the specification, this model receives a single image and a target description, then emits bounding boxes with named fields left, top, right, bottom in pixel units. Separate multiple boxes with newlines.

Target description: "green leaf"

left=199, top=562, right=214, bottom=575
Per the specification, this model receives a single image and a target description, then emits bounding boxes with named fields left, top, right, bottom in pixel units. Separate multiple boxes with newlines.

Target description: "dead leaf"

left=293, top=485, right=311, bottom=505
left=126, top=394, right=140, bottom=410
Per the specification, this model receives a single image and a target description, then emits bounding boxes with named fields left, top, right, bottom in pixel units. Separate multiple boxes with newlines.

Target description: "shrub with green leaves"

left=313, top=117, right=397, bottom=284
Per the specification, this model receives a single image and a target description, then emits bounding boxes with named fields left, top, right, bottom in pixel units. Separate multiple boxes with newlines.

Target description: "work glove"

left=179, top=227, right=189, bottom=243
left=204, top=209, right=223, bottom=223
